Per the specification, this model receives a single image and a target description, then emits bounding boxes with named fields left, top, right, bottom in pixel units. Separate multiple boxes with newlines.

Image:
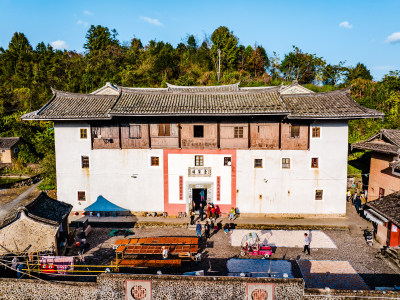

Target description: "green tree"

left=321, top=61, right=346, bottom=85
left=345, top=63, right=373, bottom=84
left=279, top=46, right=325, bottom=84
left=84, top=25, right=119, bottom=52
left=211, top=26, right=240, bottom=71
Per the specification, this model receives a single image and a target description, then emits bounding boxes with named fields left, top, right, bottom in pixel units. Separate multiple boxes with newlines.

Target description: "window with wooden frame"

left=80, top=128, right=87, bottom=139
left=193, top=125, right=204, bottom=138
left=312, top=127, right=320, bottom=138
left=224, top=157, right=232, bottom=166
left=234, top=126, right=244, bottom=138
left=129, top=125, right=141, bottom=139
left=282, top=158, right=290, bottom=169
left=254, top=159, right=263, bottom=168
left=81, top=156, right=89, bottom=168
left=78, top=191, right=86, bottom=201
left=290, top=125, right=300, bottom=138
left=315, top=190, right=323, bottom=200
left=158, top=124, right=171, bottom=136
left=151, top=156, right=159, bottom=166
left=195, top=155, right=204, bottom=166
left=311, top=157, right=319, bottom=168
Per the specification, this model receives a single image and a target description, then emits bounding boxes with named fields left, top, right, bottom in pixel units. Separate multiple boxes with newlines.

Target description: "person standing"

left=355, top=196, right=361, bottom=214
left=199, top=206, right=204, bottom=221
left=303, top=233, right=311, bottom=255
left=190, top=210, right=195, bottom=225
left=205, top=221, right=210, bottom=239
left=352, top=192, right=358, bottom=205
left=229, top=207, right=235, bottom=220
left=162, top=246, right=168, bottom=260
left=196, top=221, right=202, bottom=238
left=346, top=190, right=351, bottom=202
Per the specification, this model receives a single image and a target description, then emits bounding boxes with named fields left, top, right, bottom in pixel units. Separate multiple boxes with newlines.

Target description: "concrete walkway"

left=0, top=181, right=40, bottom=220
left=70, top=202, right=373, bottom=231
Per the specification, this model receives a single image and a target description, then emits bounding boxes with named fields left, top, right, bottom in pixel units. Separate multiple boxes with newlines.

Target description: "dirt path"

left=0, top=181, right=41, bottom=220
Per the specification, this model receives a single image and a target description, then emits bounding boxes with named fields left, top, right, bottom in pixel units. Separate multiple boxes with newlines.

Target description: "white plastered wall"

left=236, top=120, right=348, bottom=215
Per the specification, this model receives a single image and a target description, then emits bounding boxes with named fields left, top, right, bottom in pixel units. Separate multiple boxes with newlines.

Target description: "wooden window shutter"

left=158, top=124, right=165, bottom=136
left=165, top=124, right=170, bottom=136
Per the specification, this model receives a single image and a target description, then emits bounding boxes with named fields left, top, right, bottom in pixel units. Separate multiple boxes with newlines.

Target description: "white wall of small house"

left=55, top=120, right=348, bottom=215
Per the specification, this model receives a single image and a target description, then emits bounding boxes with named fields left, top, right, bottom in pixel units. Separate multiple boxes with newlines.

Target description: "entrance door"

left=192, top=188, right=207, bottom=211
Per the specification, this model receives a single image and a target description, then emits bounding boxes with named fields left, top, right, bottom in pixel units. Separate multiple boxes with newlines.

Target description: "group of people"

left=190, top=202, right=222, bottom=224
left=195, top=220, right=234, bottom=239
left=347, top=190, right=367, bottom=214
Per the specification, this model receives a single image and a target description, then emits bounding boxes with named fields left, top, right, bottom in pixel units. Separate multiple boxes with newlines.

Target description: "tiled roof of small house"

left=366, top=191, right=400, bottom=227
left=21, top=83, right=384, bottom=120
left=0, top=137, right=20, bottom=149
left=24, top=192, right=72, bottom=225
left=351, top=129, right=400, bottom=155
left=281, top=89, right=384, bottom=119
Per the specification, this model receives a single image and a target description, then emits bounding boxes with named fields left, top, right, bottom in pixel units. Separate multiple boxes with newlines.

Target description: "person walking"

left=190, top=210, right=195, bottom=225
left=303, top=233, right=311, bottom=255
left=205, top=221, right=210, bottom=239
left=352, top=192, right=358, bottom=205
left=196, top=221, right=202, bottom=238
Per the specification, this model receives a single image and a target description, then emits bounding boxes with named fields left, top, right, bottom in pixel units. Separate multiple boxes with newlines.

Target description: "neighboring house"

left=0, top=192, right=72, bottom=255
left=22, top=82, right=383, bottom=216
left=364, top=191, right=400, bottom=247
left=352, top=129, right=400, bottom=200
left=0, top=137, right=21, bottom=164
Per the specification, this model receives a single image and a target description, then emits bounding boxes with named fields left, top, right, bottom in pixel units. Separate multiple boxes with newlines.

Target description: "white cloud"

left=339, top=21, right=353, bottom=29
left=140, top=16, right=163, bottom=26
left=51, top=40, right=68, bottom=50
left=83, top=10, right=93, bottom=15
left=386, top=32, right=400, bottom=44
left=77, top=20, right=89, bottom=28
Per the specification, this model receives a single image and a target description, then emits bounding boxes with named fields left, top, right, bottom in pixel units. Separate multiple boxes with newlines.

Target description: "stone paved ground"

left=78, top=226, right=400, bottom=289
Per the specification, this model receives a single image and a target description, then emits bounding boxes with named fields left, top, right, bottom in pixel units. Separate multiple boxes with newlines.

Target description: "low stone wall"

left=0, top=274, right=399, bottom=300
left=0, top=174, right=41, bottom=189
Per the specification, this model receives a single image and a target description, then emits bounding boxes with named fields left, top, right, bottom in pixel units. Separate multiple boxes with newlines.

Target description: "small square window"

left=290, top=125, right=300, bottom=138
left=194, top=125, right=204, bottom=138
left=224, top=157, right=232, bottom=166
left=234, top=126, right=244, bottom=138
left=81, top=156, right=89, bottom=168
left=315, top=190, right=323, bottom=200
left=312, top=127, right=320, bottom=138
left=282, top=158, right=290, bottom=169
left=129, top=125, right=141, bottom=139
left=151, top=156, right=159, bottom=166
left=254, top=159, right=263, bottom=168
left=78, top=191, right=86, bottom=201
left=311, top=158, right=319, bottom=168
left=195, top=155, right=204, bottom=166
left=80, top=129, right=87, bottom=139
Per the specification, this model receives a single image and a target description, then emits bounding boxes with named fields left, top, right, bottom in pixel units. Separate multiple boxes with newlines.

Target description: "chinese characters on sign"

left=188, top=167, right=212, bottom=177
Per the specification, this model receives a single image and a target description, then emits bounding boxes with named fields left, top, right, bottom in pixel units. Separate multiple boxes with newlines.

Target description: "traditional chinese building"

left=0, top=137, right=22, bottom=164
left=23, top=82, right=383, bottom=216
left=352, top=129, right=400, bottom=200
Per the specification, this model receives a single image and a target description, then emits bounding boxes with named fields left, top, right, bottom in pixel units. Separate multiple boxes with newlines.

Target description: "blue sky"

left=1, top=0, right=399, bottom=80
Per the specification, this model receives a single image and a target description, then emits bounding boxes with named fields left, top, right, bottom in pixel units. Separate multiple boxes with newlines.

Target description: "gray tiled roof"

left=0, top=137, right=20, bottom=149
left=366, top=191, right=400, bottom=227
left=21, top=84, right=384, bottom=120
left=111, top=87, right=288, bottom=116
left=24, top=89, right=118, bottom=120
left=389, top=159, right=400, bottom=169
left=24, top=192, right=72, bottom=225
left=281, top=89, right=384, bottom=119
left=351, top=129, right=400, bottom=155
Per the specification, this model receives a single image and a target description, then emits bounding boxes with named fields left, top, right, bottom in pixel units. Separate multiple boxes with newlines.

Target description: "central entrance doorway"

left=192, top=188, right=207, bottom=211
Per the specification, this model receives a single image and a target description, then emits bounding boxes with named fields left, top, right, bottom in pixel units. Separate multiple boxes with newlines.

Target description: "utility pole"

left=217, top=49, right=221, bottom=81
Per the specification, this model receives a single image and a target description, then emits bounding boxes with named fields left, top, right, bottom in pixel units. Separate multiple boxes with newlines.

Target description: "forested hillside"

left=0, top=25, right=399, bottom=189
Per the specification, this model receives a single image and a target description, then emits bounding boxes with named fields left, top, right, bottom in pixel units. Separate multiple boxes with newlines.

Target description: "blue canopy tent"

left=84, top=196, right=130, bottom=215
left=227, top=259, right=294, bottom=278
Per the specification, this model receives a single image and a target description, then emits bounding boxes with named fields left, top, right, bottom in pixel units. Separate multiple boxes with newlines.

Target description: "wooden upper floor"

left=87, top=118, right=314, bottom=151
